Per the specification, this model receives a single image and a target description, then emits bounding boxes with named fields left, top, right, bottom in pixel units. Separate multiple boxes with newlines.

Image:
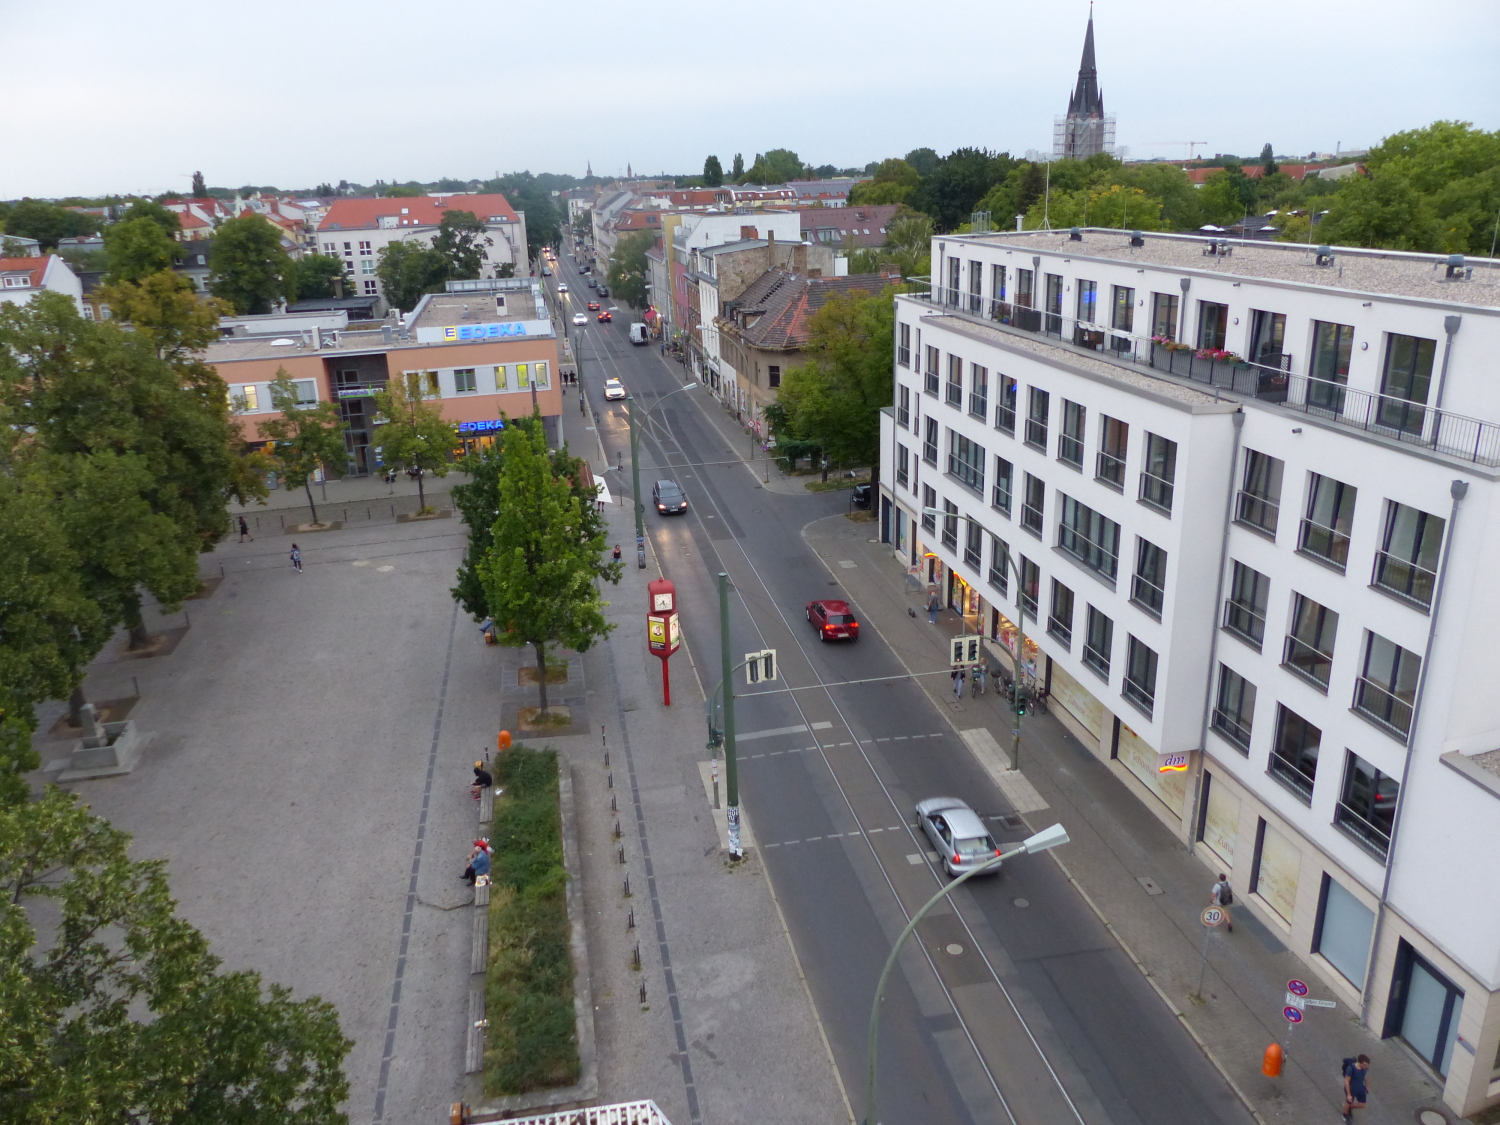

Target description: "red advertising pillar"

left=646, top=578, right=680, bottom=706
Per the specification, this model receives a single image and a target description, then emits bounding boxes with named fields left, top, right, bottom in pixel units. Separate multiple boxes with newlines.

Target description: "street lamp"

left=863, top=822, right=1069, bottom=1125
left=627, top=382, right=698, bottom=569
left=922, top=507, right=1032, bottom=769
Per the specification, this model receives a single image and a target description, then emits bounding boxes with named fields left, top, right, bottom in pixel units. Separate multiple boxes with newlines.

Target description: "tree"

left=606, top=230, right=653, bottom=309
left=882, top=211, right=934, bottom=279
left=776, top=285, right=896, bottom=469
left=259, top=369, right=347, bottom=527
left=731, top=153, right=744, bottom=179
left=2, top=199, right=100, bottom=250
left=373, top=373, right=456, bottom=512
left=487, top=172, right=562, bottom=261
left=376, top=240, right=449, bottom=312
left=703, top=155, right=724, bottom=187
left=1024, top=183, right=1166, bottom=232
left=432, top=209, right=492, bottom=279
left=903, top=148, right=940, bottom=177
left=910, top=148, right=1017, bottom=231
left=1198, top=167, right=1259, bottom=225
left=120, top=199, right=182, bottom=238
left=293, top=253, right=349, bottom=300
left=0, top=786, right=353, bottom=1122
left=191, top=170, right=207, bottom=197
left=849, top=158, right=921, bottom=206
left=741, top=148, right=805, bottom=184
left=103, top=217, right=179, bottom=283
left=209, top=215, right=295, bottom=314
left=475, top=418, right=619, bottom=716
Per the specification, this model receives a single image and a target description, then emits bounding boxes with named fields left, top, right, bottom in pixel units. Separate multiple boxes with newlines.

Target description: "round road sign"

left=1283, top=1006, right=1304, bottom=1023
left=1287, top=979, right=1309, bottom=996
left=1201, top=907, right=1226, bottom=927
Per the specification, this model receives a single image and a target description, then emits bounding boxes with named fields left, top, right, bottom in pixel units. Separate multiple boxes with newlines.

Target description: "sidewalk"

left=803, top=514, right=1457, bottom=1125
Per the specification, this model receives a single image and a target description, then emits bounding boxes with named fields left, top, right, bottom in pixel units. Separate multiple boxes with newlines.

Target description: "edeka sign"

left=457, top=419, right=505, bottom=434
left=414, top=318, right=552, bottom=344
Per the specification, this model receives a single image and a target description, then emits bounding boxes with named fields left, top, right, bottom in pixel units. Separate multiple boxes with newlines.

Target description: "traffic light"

left=1013, top=682, right=1028, bottom=718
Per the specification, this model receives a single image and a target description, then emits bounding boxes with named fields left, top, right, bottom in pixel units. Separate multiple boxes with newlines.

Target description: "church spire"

left=1068, top=8, right=1104, bottom=119
left=586, top=159, right=593, bottom=178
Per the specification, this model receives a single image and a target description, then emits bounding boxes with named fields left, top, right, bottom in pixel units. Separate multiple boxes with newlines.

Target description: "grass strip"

left=483, top=746, right=579, bottom=1096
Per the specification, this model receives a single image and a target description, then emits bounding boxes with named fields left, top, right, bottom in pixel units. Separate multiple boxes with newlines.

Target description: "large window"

left=1212, top=666, right=1256, bottom=752
left=1379, top=333, right=1436, bottom=434
left=1019, top=556, right=1040, bottom=619
left=1021, top=474, right=1045, bottom=535
left=896, top=444, right=909, bottom=489
left=1044, top=273, right=1064, bottom=335
left=1123, top=636, right=1159, bottom=716
left=992, top=456, right=1013, bottom=514
left=1223, top=561, right=1269, bottom=648
left=1059, top=400, right=1086, bottom=468
left=941, top=498, right=959, bottom=550
left=968, top=364, right=989, bottom=418
left=995, top=375, right=1017, bottom=435
left=1049, top=581, right=1076, bottom=648
left=1313, top=876, right=1375, bottom=988
left=1096, top=416, right=1128, bottom=487
left=1355, top=632, right=1420, bottom=738
left=1139, top=433, right=1177, bottom=513
left=897, top=384, right=910, bottom=428
left=968, top=260, right=983, bottom=314
left=898, top=322, right=911, bottom=367
left=454, top=368, right=477, bottom=393
left=1131, top=539, right=1167, bottom=617
left=1236, top=449, right=1283, bottom=536
left=988, top=535, right=1010, bottom=596
left=1025, top=386, right=1050, bottom=450
left=1336, top=751, right=1398, bottom=860
left=1248, top=309, right=1286, bottom=368
left=921, top=486, right=936, bottom=532
left=1083, top=606, right=1113, bottom=679
left=1309, top=321, right=1354, bottom=411
left=1111, top=285, right=1135, bottom=334
left=964, top=517, right=983, bottom=571
left=1058, top=495, right=1121, bottom=579
left=1299, top=474, right=1356, bottom=569
left=923, top=417, right=938, bottom=464
left=946, top=354, right=963, bottom=408
left=1269, top=706, right=1320, bottom=801
left=1076, top=279, right=1098, bottom=324
left=1015, top=268, right=1034, bottom=309
left=924, top=345, right=940, bottom=395
left=991, top=264, right=1007, bottom=305
left=947, top=431, right=985, bottom=495
left=1151, top=292, right=1178, bottom=340
left=1198, top=301, right=1229, bottom=350
left=1284, top=594, right=1338, bottom=689
left=1373, top=500, right=1444, bottom=609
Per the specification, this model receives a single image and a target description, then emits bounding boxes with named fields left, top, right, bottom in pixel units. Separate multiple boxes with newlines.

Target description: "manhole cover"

left=945, top=943, right=964, bottom=955
left=1013, top=898, right=1030, bottom=908
left=1417, top=1110, right=1448, bottom=1125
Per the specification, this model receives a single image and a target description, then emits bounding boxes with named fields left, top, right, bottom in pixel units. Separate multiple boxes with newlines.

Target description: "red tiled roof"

left=0, top=256, right=47, bottom=289
left=724, top=271, right=891, bottom=351
left=613, top=211, right=663, bottom=231
left=799, top=204, right=901, bottom=247
left=1182, top=163, right=1336, bottom=185
left=319, top=193, right=519, bottom=231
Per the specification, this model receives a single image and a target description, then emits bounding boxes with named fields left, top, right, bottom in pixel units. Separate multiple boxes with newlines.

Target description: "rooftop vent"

left=1314, top=245, right=1335, bottom=267
left=1446, top=253, right=1470, bottom=280
left=1068, top=227, right=1082, bottom=241
left=1129, top=230, right=1145, bottom=248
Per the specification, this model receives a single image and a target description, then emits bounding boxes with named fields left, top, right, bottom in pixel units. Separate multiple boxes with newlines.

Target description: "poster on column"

left=1114, top=722, right=1187, bottom=818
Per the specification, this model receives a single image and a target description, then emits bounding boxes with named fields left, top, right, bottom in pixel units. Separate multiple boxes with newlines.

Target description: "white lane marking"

left=958, top=728, right=1050, bottom=814
left=737, top=724, right=809, bottom=742
left=906, top=854, right=924, bottom=865
left=810, top=721, right=834, bottom=730
left=869, top=827, right=884, bottom=833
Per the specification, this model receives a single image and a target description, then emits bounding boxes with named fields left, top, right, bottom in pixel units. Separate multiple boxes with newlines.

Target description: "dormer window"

left=1, top=274, right=31, bottom=289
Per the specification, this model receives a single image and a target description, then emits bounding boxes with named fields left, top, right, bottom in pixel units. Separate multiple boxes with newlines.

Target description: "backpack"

left=1341, top=1057, right=1356, bottom=1079
left=1216, top=882, right=1233, bottom=906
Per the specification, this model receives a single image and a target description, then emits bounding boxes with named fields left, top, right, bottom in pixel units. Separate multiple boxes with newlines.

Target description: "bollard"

left=632, top=943, right=641, bottom=970
left=604, top=750, right=610, bottom=768
left=613, top=819, right=622, bottom=839
left=639, top=980, right=647, bottom=1004
left=623, top=874, right=631, bottom=897
left=1262, top=1042, right=1283, bottom=1077
left=498, top=730, right=512, bottom=752
left=607, top=771, right=613, bottom=789
left=610, top=794, right=617, bottom=812
left=627, top=907, right=635, bottom=930
left=618, top=845, right=626, bottom=864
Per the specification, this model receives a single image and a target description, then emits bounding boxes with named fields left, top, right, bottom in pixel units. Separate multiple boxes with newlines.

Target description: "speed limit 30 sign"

left=1201, top=907, right=1227, bottom=928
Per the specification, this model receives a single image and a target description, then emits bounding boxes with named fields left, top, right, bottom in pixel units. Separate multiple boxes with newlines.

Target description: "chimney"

left=740, top=225, right=756, bottom=239
left=767, top=230, right=775, bottom=244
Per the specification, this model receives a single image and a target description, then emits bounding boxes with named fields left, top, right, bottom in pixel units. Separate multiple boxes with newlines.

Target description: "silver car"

left=915, top=797, right=1002, bottom=877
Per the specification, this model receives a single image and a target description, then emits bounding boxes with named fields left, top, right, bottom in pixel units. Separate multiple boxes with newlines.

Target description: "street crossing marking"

left=958, top=728, right=1050, bottom=813
left=737, top=724, right=809, bottom=742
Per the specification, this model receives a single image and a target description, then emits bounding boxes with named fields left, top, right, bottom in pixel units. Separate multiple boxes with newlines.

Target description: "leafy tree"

left=488, top=172, right=562, bottom=260
left=731, top=153, right=744, bottom=179
left=385, top=184, right=420, bottom=198
left=293, top=253, right=349, bottom=300
left=120, top=199, right=182, bottom=238
left=903, top=148, right=940, bottom=177
left=0, top=786, right=353, bottom=1122
left=209, top=214, right=295, bottom=314
left=1198, top=167, right=1259, bottom=225
left=373, top=373, right=456, bottom=513
left=432, top=209, right=492, bottom=279
left=2, top=199, right=100, bottom=250
left=606, top=229, right=653, bottom=309
left=1024, top=183, right=1166, bottom=231
left=703, top=155, right=724, bottom=187
left=911, top=148, right=1017, bottom=231
left=776, top=285, right=896, bottom=468
left=849, top=158, right=921, bottom=207
left=376, top=240, right=448, bottom=311
left=741, top=148, right=805, bottom=184
left=259, top=369, right=347, bottom=527
left=475, top=418, right=619, bottom=715
left=103, top=217, right=179, bottom=282
left=881, top=212, right=934, bottom=279
left=191, top=170, right=207, bottom=196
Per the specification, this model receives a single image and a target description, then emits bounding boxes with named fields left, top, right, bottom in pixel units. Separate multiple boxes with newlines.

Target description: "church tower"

left=586, top=160, right=594, bottom=179
left=1053, top=8, right=1116, bottom=160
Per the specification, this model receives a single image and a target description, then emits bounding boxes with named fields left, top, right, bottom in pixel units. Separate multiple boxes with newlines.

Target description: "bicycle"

left=970, top=667, right=987, bottom=697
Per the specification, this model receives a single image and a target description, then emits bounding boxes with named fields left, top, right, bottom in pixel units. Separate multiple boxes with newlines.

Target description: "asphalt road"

left=545, top=250, right=1252, bottom=1125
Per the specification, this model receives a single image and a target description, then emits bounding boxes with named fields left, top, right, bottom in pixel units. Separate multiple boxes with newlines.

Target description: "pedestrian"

left=1211, top=872, right=1234, bottom=932
left=612, top=544, right=622, bottom=563
left=971, top=664, right=986, bottom=696
left=951, top=667, right=966, bottom=700
left=927, top=590, right=941, bottom=625
left=462, top=841, right=491, bottom=886
left=237, top=515, right=253, bottom=542
left=289, top=543, right=302, bottom=573
left=1341, top=1055, right=1370, bottom=1122
left=470, top=760, right=493, bottom=800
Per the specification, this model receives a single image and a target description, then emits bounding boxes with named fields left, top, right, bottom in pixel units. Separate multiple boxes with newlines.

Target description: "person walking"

left=927, top=591, right=941, bottom=625
left=951, top=667, right=966, bottom=701
left=1211, top=873, right=1234, bottom=932
left=971, top=664, right=986, bottom=696
left=1341, top=1055, right=1370, bottom=1122
left=612, top=544, right=622, bottom=563
left=289, top=543, right=303, bottom=573
left=237, top=515, right=253, bottom=542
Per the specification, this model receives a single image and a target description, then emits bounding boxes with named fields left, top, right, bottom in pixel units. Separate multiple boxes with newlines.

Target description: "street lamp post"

left=863, top=823, right=1070, bottom=1125
left=626, top=382, right=697, bottom=570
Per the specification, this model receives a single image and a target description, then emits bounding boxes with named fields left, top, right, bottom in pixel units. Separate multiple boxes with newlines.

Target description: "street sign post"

left=1283, top=1006, right=1303, bottom=1024
left=1195, top=907, right=1226, bottom=998
left=1305, top=998, right=1338, bottom=1009
left=1201, top=907, right=1226, bottom=927
left=1287, top=979, right=1308, bottom=996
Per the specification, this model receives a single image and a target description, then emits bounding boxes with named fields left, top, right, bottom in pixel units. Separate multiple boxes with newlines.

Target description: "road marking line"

left=959, top=728, right=1050, bottom=813
left=769, top=751, right=783, bottom=756
left=827, top=833, right=843, bottom=839
left=893, top=736, right=908, bottom=741
left=905, top=854, right=924, bottom=865
left=806, top=836, right=822, bottom=842
left=765, top=842, right=781, bottom=848
left=736, top=724, right=808, bottom=742
left=837, top=741, right=852, bottom=747
left=810, top=721, right=834, bottom=730
left=868, top=827, right=884, bottom=833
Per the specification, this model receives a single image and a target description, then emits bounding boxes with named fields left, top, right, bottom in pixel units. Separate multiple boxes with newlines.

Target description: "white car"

left=558, top=283, right=569, bottom=293
left=572, top=312, right=587, bottom=326
left=603, top=378, right=626, bottom=401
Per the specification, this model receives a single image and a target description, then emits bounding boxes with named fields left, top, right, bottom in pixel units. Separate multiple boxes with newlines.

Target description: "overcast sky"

left=4, top=0, right=1497, bottom=199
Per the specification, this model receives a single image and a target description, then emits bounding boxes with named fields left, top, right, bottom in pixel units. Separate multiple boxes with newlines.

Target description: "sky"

left=3, top=0, right=1498, bottom=199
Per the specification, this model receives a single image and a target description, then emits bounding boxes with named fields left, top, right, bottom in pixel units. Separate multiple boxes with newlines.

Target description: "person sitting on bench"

left=471, top=761, right=493, bottom=799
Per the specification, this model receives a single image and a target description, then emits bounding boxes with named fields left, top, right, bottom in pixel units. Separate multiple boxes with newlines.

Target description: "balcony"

left=1095, top=450, right=1125, bottom=489
left=1372, top=551, right=1437, bottom=609
left=1353, top=677, right=1414, bottom=738
left=1268, top=750, right=1316, bottom=801
left=1020, top=502, right=1044, bottom=536
left=1235, top=490, right=1279, bottom=536
left=1212, top=708, right=1253, bottom=753
left=1283, top=635, right=1332, bottom=690
left=1334, top=800, right=1392, bottom=861
left=1122, top=675, right=1155, bottom=717
left=1222, top=598, right=1265, bottom=649
left=1298, top=518, right=1350, bottom=570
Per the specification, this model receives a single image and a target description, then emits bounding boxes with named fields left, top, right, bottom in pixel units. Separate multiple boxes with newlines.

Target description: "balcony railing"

left=1024, top=418, right=1048, bottom=450
left=1222, top=598, right=1265, bottom=648
left=1058, top=433, right=1084, bottom=468
left=1298, top=518, right=1350, bottom=569
left=902, top=286, right=1500, bottom=468
left=969, top=390, right=989, bottom=419
left=1372, top=551, right=1437, bottom=609
left=1021, top=502, right=1044, bottom=535
left=995, top=401, right=1016, bottom=435
left=1122, top=675, right=1155, bottom=717
left=946, top=380, right=963, bottom=408
left=1131, top=573, right=1165, bottom=617
left=1212, top=708, right=1253, bottom=752
left=992, top=482, right=1011, bottom=514
left=1354, top=677, right=1414, bottom=738
left=1082, top=642, right=1110, bottom=679
left=1268, top=750, right=1316, bottom=800
left=1096, top=450, right=1125, bottom=488
left=1334, top=800, right=1392, bottom=861
left=1139, top=471, right=1174, bottom=513
left=1048, top=615, right=1073, bottom=648
left=1283, top=635, right=1332, bottom=689
left=1235, top=490, right=1279, bottom=536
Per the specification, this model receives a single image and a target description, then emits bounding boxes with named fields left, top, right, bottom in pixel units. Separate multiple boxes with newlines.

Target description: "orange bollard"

left=497, top=730, right=512, bottom=752
left=1262, top=1042, right=1284, bottom=1077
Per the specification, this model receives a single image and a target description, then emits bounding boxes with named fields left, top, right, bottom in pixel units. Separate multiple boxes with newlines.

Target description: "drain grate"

left=998, top=815, right=1024, bottom=831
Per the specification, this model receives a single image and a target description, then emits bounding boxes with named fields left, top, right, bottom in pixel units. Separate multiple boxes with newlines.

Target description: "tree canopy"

left=119, top=199, right=182, bottom=238
left=2, top=199, right=100, bottom=250
left=259, top=369, right=347, bottom=527
left=703, top=155, right=724, bottom=187
left=432, top=209, right=492, bottom=279
left=486, top=172, right=562, bottom=260
left=103, top=217, right=180, bottom=283
left=292, top=253, right=349, bottom=300
left=373, top=372, right=456, bottom=512
left=376, top=240, right=449, bottom=312
left=209, top=215, right=296, bottom=314
left=740, top=148, right=805, bottom=184
left=606, top=230, right=653, bottom=309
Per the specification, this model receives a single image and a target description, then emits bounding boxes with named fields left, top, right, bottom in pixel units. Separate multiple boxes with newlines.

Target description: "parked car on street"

left=851, top=483, right=872, bottom=509
left=805, top=599, right=860, bottom=641
left=915, top=797, right=1002, bottom=877
left=652, top=479, right=688, bottom=515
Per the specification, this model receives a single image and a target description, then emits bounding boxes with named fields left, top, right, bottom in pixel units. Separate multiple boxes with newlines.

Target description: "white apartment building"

left=878, top=227, right=1500, bottom=1116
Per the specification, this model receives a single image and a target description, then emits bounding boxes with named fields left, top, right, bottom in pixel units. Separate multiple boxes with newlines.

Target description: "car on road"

left=579, top=265, right=588, bottom=274
left=587, top=300, right=600, bottom=311
left=558, top=283, right=568, bottom=293
left=572, top=312, right=588, bottom=326
left=597, top=310, right=612, bottom=322
left=596, top=285, right=609, bottom=297
left=851, top=483, right=872, bottom=509
left=603, top=378, right=626, bottom=401
left=628, top=322, right=649, bottom=345
left=805, top=599, right=860, bottom=641
left=541, top=266, right=551, bottom=276
left=915, top=798, right=1002, bottom=878
left=588, top=277, right=597, bottom=288
left=652, top=479, right=688, bottom=515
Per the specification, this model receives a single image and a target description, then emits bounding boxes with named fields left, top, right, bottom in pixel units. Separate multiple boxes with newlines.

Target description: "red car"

left=587, top=300, right=600, bottom=311
left=597, top=310, right=612, bottom=322
left=806, top=599, right=859, bottom=641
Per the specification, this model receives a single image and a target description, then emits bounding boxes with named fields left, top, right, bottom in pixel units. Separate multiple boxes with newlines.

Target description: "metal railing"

left=1021, top=502, right=1044, bottom=535
left=1372, top=551, right=1437, bottom=608
left=946, top=379, right=963, bottom=408
left=1058, top=433, right=1084, bottom=468
left=1222, top=598, right=1266, bottom=647
left=1082, top=642, right=1110, bottom=679
left=1268, top=750, right=1316, bottom=799
left=1057, top=524, right=1119, bottom=579
left=1298, top=517, right=1350, bottom=569
left=992, top=481, right=1012, bottom=514
left=1334, top=800, right=1392, bottom=860
left=969, top=389, right=989, bottom=419
left=1122, top=674, right=1155, bottom=717
left=1235, top=490, right=1279, bottom=536
left=1354, top=677, right=1414, bottom=737
left=995, top=401, right=1016, bottom=435
left=1212, top=707, right=1253, bottom=752
left=1131, top=573, right=1165, bottom=616
left=1048, top=615, right=1073, bottom=648
left=1096, top=450, right=1125, bottom=488
left=1139, top=471, right=1174, bottom=513
left=1283, top=635, right=1333, bottom=688
left=1024, top=417, right=1048, bottom=450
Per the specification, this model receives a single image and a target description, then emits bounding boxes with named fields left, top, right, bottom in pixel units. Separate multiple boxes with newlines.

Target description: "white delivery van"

left=628, top=322, right=649, bottom=346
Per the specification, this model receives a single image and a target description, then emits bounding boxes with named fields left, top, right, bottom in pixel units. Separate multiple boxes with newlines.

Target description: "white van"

left=628, top=322, right=649, bottom=346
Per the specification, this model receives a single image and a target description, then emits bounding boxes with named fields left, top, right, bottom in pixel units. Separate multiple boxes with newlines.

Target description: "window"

left=1083, top=607, right=1113, bottom=679
left=1015, top=268, right=1034, bottom=309
left=1111, top=285, right=1135, bottom=333
left=516, top=364, right=529, bottom=389
left=1025, top=387, right=1049, bottom=450
left=969, top=364, right=988, bottom=418
left=1313, top=876, right=1375, bottom=989
left=768, top=365, right=781, bottom=388
left=1059, top=400, right=1086, bottom=468
left=323, top=241, right=337, bottom=254
left=1096, top=416, right=1128, bottom=487
left=964, top=518, right=983, bottom=571
left=363, top=279, right=378, bottom=295
left=1197, top=301, right=1229, bottom=350
left=1284, top=594, right=1338, bottom=689
left=895, top=445, right=910, bottom=489
left=1150, top=292, right=1178, bottom=340
left=454, top=368, right=477, bottom=393
left=1212, top=666, right=1256, bottom=752
left=991, top=264, right=1007, bottom=305
left=1048, top=581, right=1075, bottom=648
left=1131, top=539, right=1167, bottom=617
left=1355, top=632, right=1420, bottom=737
left=947, top=431, right=985, bottom=494
left=360, top=258, right=375, bottom=274
left=968, top=260, right=984, bottom=314
left=988, top=535, right=1010, bottom=596
left=1057, top=495, right=1121, bottom=579
left=292, top=379, right=318, bottom=405
left=947, top=257, right=960, bottom=305
left=992, top=456, right=1013, bottom=514
left=1236, top=449, right=1283, bottom=536
left=1076, top=279, right=1098, bottom=324
left=941, top=499, right=959, bottom=550
left=1019, top=557, right=1039, bottom=620
left=536, top=362, right=551, bottom=387
left=1336, top=751, right=1398, bottom=859
left=921, top=486, right=937, bottom=532
left=1123, top=637, right=1159, bottom=716
left=1248, top=309, right=1286, bottom=367
left=234, top=384, right=260, bottom=411
left=1044, top=274, right=1063, bottom=335
left=897, top=384, right=910, bottom=428
left=359, top=240, right=372, bottom=255
left=1379, top=334, right=1436, bottom=434
left=1269, top=706, right=1320, bottom=800
left=1021, top=474, right=1045, bottom=535
left=995, top=375, right=1017, bottom=435
left=924, top=345, right=940, bottom=395
left=1373, top=501, right=1444, bottom=608
left=1299, top=474, right=1356, bottom=569
left=1223, top=562, right=1269, bottom=648
left=923, top=417, right=938, bottom=465
left=1139, top=433, right=1176, bottom=513
left=945, top=354, right=964, bottom=407
left=898, top=322, right=911, bottom=367
left=1309, top=321, right=1354, bottom=411
left=494, top=364, right=508, bottom=390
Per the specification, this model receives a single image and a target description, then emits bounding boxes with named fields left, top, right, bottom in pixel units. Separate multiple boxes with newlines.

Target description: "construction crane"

left=1140, top=141, right=1210, bottom=161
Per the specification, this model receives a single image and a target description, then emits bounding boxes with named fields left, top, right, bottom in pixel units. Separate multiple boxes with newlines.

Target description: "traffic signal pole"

left=718, top=571, right=741, bottom=858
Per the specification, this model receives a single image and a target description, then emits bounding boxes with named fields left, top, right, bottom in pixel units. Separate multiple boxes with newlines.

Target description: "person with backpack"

left=1341, top=1054, right=1370, bottom=1121
left=1211, top=873, right=1234, bottom=932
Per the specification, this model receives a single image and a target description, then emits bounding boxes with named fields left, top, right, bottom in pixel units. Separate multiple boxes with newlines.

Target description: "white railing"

left=491, top=1100, right=674, bottom=1125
